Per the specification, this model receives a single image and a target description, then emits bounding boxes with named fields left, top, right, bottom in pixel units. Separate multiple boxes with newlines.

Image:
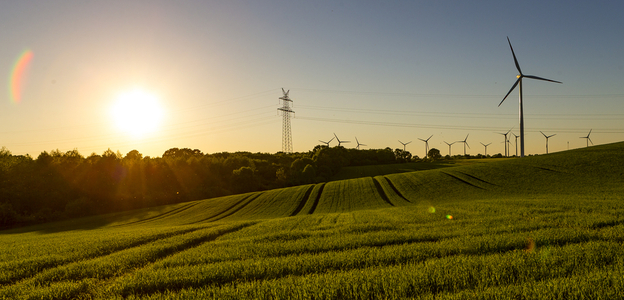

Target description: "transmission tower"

left=278, top=88, right=294, bottom=153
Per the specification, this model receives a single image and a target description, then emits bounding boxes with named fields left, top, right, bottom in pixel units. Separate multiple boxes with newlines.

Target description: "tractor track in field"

left=455, top=171, right=498, bottom=187
left=441, top=171, right=485, bottom=190
left=116, top=201, right=203, bottom=227
left=0, top=222, right=258, bottom=298
left=383, top=176, right=411, bottom=203
left=107, top=226, right=619, bottom=298
left=185, top=193, right=258, bottom=225
left=0, top=225, right=207, bottom=287
left=291, top=185, right=315, bottom=217
left=371, top=177, right=395, bottom=207
left=207, top=192, right=264, bottom=222
left=308, top=183, right=326, bottom=215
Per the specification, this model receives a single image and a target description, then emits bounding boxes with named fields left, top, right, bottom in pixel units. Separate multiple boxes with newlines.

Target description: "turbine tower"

left=540, top=131, right=556, bottom=154
left=458, top=134, right=470, bottom=156
left=443, top=141, right=456, bottom=156
left=319, top=136, right=335, bottom=147
left=418, top=135, right=433, bottom=158
left=334, top=133, right=350, bottom=147
left=580, top=129, right=593, bottom=147
left=497, top=128, right=512, bottom=157
left=481, top=142, right=492, bottom=156
left=355, top=137, right=366, bottom=150
left=498, top=37, right=562, bottom=158
left=511, top=132, right=519, bottom=157
left=278, top=88, right=294, bottom=153
left=398, top=140, right=412, bottom=151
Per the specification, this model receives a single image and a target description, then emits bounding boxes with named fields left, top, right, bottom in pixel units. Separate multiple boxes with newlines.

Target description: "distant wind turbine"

left=355, top=137, right=366, bottom=150
left=443, top=141, right=456, bottom=156
left=458, top=134, right=470, bottom=156
left=540, top=131, right=556, bottom=154
left=498, top=37, right=562, bottom=158
left=418, top=135, right=433, bottom=158
left=497, top=128, right=512, bottom=157
left=334, top=133, right=350, bottom=147
left=580, top=129, right=593, bottom=147
left=511, top=132, right=519, bottom=157
left=398, top=140, right=412, bottom=152
left=319, top=136, right=335, bottom=147
left=480, top=142, right=492, bottom=156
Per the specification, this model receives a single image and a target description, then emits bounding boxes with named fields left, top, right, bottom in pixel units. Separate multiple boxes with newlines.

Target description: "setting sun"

left=110, top=88, right=164, bottom=138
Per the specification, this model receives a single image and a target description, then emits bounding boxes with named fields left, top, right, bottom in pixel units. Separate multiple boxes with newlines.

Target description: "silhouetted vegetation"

left=0, top=144, right=503, bottom=227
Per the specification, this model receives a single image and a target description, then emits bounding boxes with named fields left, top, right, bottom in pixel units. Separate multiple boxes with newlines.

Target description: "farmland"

left=1, top=142, right=623, bottom=299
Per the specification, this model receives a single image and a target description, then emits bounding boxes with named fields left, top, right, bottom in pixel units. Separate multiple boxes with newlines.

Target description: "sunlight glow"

left=111, top=88, right=164, bottom=138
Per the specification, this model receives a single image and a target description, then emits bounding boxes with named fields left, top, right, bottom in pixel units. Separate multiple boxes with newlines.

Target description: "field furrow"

left=0, top=221, right=256, bottom=299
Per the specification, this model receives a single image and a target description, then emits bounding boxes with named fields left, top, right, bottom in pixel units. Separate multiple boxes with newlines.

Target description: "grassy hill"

left=1, top=142, right=623, bottom=299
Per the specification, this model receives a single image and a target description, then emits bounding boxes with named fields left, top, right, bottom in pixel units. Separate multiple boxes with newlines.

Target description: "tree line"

left=0, top=144, right=502, bottom=227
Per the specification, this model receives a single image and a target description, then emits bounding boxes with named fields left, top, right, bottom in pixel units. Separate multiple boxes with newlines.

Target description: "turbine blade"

left=540, top=131, right=546, bottom=137
left=329, top=136, right=335, bottom=143
left=588, top=129, right=592, bottom=136
left=589, top=138, right=593, bottom=145
left=407, top=141, right=412, bottom=145
left=418, top=138, right=425, bottom=142
left=466, top=142, right=470, bottom=149
left=507, top=37, right=522, bottom=75
left=282, top=88, right=286, bottom=95
left=499, top=78, right=521, bottom=106
left=524, top=75, right=562, bottom=84
left=427, top=135, right=433, bottom=141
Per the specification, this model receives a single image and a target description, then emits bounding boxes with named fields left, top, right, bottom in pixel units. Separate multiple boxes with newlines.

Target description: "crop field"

left=1, top=143, right=623, bottom=299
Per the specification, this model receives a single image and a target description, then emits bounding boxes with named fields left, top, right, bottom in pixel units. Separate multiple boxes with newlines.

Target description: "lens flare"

left=9, top=49, right=34, bottom=103
left=428, top=207, right=436, bottom=213
left=445, top=215, right=453, bottom=220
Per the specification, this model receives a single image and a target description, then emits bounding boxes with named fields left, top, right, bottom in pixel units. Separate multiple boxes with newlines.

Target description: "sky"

left=1, top=1, right=623, bottom=158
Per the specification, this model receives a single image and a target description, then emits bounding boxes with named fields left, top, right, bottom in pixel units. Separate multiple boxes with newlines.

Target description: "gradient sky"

left=1, top=1, right=623, bottom=158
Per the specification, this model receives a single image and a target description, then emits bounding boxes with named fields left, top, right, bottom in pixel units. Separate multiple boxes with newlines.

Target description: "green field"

left=1, top=143, right=623, bottom=299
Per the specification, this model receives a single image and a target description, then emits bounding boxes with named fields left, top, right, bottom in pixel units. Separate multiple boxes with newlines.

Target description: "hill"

left=1, top=142, right=623, bottom=299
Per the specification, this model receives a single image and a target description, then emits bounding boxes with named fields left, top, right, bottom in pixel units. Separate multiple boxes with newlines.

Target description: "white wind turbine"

left=398, top=140, right=412, bottom=152
left=540, top=131, right=556, bottom=154
left=511, top=132, right=519, bottom=157
left=418, top=135, right=433, bottom=158
left=319, top=136, right=335, bottom=147
left=497, top=128, right=512, bottom=157
left=481, top=142, right=492, bottom=156
left=498, top=37, right=562, bottom=158
left=334, top=133, right=350, bottom=147
left=458, top=134, right=470, bottom=156
left=580, top=129, right=593, bottom=147
left=355, top=137, right=366, bottom=150
left=443, top=141, right=456, bottom=156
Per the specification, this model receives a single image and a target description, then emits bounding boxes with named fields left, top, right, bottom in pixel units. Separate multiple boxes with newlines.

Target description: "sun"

left=110, top=88, right=164, bottom=138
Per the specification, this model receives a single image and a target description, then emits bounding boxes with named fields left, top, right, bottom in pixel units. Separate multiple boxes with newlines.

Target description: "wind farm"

left=2, top=1, right=624, bottom=299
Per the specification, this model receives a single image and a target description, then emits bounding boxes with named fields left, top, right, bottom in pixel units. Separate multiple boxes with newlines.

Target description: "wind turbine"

left=318, top=136, right=335, bottom=147
left=458, top=134, right=470, bottom=156
left=497, top=128, right=512, bottom=157
left=511, top=132, right=519, bottom=157
left=480, top=142, right=492, bottom=156
left=334, top=133, right=350, bottom=147
left=540, top=131, right=556, bottom=154
left=498, top=37, right=562, bottom=158
left=355, top=137, right=366, bottom=150
left=418, top=135, right=433, bottom=158
left=443, top=141, right=456, bottom=156
left=398, top=140, right=412, bottom=151
left=580, top=129, right=593, bottom=147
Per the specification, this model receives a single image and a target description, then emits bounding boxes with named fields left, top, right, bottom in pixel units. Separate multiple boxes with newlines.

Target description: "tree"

left=125, top=150, right=143, bottom=160
left=427, top=148, right=442, bottom=160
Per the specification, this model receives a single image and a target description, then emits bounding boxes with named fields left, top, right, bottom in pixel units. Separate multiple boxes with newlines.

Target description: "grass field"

left=1, top=143, right=623, bottom=299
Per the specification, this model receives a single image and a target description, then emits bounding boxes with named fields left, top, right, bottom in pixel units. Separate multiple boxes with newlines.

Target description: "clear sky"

left=1, top=1, right=623, bottom=158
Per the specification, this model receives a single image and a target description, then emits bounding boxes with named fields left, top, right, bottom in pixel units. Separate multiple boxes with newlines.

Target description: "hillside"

left=1, top=142, right=623, bottom=299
